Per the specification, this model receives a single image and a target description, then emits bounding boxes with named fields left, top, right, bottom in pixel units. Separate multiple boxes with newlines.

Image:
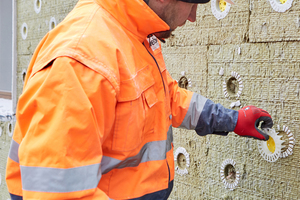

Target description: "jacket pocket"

left=112, top=96, right=145, bottom=151
left=112, top=66, right=157, bottom=152
left=142, top=85, right=158, bottom=134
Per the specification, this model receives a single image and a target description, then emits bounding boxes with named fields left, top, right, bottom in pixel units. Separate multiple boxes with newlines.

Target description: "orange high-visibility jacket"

left=6, top=0, right=238, bottom=199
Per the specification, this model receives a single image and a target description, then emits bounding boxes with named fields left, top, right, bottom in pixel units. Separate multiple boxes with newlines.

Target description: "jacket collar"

left=94, top=0, right=170, bottom=42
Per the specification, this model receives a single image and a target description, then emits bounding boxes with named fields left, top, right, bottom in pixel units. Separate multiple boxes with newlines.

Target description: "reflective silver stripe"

left=166, top=125, right=173, bottom=152
left=8, top=139, right=19, bottom=163
left=102, top=125, right=173, bottom=174
left=21, top=163, right=101, bottom=193
left=179, top=93, right=207, bottom=130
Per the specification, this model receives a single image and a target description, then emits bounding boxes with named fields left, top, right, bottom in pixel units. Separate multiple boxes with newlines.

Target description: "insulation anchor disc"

left=257, top=128, right=283, bottom=162
left=174, top=147, right=190, bottom=176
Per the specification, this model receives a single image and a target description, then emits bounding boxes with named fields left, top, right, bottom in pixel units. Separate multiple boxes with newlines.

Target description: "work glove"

left=234, top=105, right=273, bottom=141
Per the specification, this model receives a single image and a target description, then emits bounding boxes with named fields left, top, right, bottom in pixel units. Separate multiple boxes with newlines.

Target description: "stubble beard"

left=153, top=19, right=176, bottom=40
left=154, top=29, right=173, bottom=40
left=153, top=4, right=177, bottom=40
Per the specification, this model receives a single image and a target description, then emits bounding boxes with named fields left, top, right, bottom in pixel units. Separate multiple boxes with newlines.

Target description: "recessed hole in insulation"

left=22, top=69, right=27, bottom=83
left=177, top=153, right=187, bottom=169
left=178, top=76, right=188, bottom=89
left=23, top=26, right=27, bottom=35
left=49, top=17, right=56, bottom=31
left=224, top=164, right=236, bottom=184
left=226, top=77, right=238, bottom=95
left=8, top=122, right=13, bottom=137
left=21, top=23, right=28, bottom=40
left=34, top=0, right=42, bottom=14
left=223, top=71, right=243, bottom=99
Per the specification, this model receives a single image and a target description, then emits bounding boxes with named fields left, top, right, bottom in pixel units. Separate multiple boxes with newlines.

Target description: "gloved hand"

left=234, top=105, right=273, bottom=141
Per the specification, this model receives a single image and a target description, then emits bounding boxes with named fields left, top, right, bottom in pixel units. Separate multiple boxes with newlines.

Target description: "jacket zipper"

left=144, top=42, right=171, bottom=194
left=143, top=42, right=166, bottom=95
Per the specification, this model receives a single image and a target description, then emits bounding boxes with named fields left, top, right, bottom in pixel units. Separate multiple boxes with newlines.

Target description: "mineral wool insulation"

left=163, top=0, right=300, bottom=199
left=0, top=0, right=299, bottom=199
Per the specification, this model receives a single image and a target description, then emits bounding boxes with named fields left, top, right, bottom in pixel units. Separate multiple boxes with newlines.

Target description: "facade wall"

left=0, top=120, right=14, bottom=200
left=163, top=0, right=300, bottom=199
left=0, top=0, right=299, bottom=199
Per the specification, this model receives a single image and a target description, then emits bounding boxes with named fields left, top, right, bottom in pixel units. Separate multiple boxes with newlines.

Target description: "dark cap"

left=178, top=0, right=210, bottom=3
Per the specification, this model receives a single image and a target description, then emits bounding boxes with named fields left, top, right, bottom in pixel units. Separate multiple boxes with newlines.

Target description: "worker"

left=6, top=0, right=273, bottom=199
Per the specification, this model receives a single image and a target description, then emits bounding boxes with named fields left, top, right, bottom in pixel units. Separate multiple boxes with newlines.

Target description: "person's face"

left=155, top=0, right=198, bottom=39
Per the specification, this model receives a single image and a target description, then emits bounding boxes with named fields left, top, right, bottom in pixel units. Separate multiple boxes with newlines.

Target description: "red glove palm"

left=234, top=105, right=273, bottom=141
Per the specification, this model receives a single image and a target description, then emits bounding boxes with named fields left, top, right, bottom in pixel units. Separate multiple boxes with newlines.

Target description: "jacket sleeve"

left=9, top=57, right=115, bottom=199
left=166, top=71, right=238, bottom=136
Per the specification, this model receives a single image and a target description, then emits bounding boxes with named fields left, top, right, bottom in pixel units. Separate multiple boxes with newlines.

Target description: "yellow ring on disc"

left=280, top=0, right=287, bottom=4
left=219, top=0, right=227, bottom=12
left=267, top=136, right=276, bottom=153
